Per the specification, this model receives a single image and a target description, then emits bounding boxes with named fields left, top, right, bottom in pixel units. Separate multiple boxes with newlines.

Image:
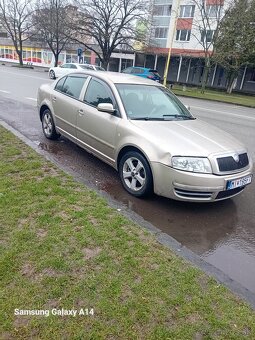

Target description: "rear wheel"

left=49, top=70, right=55, bottom=79
left=42, top=109, right=60, bottom=140
left=119, top=151, right=153, bottom=197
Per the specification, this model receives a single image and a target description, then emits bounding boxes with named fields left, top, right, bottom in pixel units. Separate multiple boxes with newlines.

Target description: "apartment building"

left=140, top=0, right=255, bottom=93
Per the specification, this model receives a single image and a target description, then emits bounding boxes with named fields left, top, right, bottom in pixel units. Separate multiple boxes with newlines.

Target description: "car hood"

left=130, top=118, right=246, bottom=157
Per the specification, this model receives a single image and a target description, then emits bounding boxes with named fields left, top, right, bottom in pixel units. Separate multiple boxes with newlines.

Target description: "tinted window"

left=131, top=68, right=140, bottom=74
left=61, top=75, right=87, bottom=99
left=55, top=77, right=66, bottom=91
left=84, top=79, right=113, bottom=107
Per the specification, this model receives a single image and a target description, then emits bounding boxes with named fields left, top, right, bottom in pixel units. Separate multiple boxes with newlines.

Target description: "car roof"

left=129, top=66, right=157, bottom=71
left=68, top=70, right=163, bottom=86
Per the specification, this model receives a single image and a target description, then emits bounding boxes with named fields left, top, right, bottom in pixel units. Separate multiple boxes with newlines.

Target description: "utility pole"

left=163, top=0, right=181, bottom=86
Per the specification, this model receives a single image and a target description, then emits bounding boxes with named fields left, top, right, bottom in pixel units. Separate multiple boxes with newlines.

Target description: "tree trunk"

left=227, top=74, right=237, bottom=94
left=200, top=57, right=210, bottom=94
left=17, top=51, right=23, bottom=66
left=54, top=53, right=59, bottom=67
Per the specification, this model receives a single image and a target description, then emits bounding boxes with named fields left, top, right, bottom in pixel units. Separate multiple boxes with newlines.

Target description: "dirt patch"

left=36, top=228, right=48, bottom=238
left=44, top=298, right=60, bottom=309
left=88, top=216, right=99, bottom=226
left=13, top=316, right=30, bottom=328
left=21, top=262, right=35, bottom=278
left=82, top=247, right=101, bottom=260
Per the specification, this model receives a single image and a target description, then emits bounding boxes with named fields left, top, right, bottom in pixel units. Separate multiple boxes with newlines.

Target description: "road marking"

left=25, top=97, right=37, bottom=101
left=0, top=90, right=11, bottom=94
left=191, top=106, right=255, bottom=121
left=0, top=68, right=48, bottom=81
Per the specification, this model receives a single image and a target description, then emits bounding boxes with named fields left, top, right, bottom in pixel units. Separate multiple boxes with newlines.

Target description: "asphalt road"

left=0, top=64, right=255, bottom=294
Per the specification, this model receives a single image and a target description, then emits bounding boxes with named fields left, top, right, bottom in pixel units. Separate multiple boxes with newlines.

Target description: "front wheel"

left=42, top=109, right=60, bottom=140
left=119, top=151, right=153, bottom=197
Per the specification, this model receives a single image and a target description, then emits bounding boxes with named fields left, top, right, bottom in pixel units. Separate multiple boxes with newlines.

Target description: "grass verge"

left=0, top=125, right=255, bottom=339
left=171, top=84, right=255, bottom=108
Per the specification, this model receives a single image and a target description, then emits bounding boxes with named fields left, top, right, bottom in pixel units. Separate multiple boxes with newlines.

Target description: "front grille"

left=175, top=188, right=212, bottom=199
left=217, top=153, right=249, bottom=172
left=216, top=187, right=244, bottom=200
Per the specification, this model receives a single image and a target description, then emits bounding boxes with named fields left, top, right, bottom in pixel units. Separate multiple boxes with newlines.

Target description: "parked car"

left=122, top=67, right=161, bottom=82
left=37, top=71, right=253, bottom=202
left=48, top=63, right=105, bottom=79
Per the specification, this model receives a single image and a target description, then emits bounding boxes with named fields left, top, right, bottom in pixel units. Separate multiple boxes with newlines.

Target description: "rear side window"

left=84, top=79, right=113, bottom=107
left=59, top=75, right=87, bottom=99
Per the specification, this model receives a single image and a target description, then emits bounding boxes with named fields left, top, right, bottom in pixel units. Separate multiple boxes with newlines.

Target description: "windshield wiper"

left=163, top=114, right=195, bottom=120
left=130, top=117, right=164, bottom=120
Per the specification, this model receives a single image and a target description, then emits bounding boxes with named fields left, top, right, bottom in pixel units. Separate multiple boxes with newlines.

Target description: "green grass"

left=171, top=84, right=255, bottom=108
left=0, top=126, right=255, bottom=339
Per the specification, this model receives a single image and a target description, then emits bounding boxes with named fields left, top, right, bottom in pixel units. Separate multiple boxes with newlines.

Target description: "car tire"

left=49, top=70, right=56, bottom=79
left=119, top=151, right=153, bottom=197
left=41, top=109, right=60, bottom=140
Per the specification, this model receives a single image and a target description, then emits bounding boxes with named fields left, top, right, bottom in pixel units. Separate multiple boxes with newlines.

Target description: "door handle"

left=52, top=96, right=57, bottom=102
left=78, top=109, right=84, bottom=116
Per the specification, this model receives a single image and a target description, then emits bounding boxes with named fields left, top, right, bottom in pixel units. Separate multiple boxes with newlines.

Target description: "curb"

left=1, top=119, right=255, bottom=310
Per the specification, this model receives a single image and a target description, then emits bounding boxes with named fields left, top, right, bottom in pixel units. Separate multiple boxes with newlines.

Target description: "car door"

left=76, top=78, right=121, bottom=165
left=52, top=74, right=88, bottom=139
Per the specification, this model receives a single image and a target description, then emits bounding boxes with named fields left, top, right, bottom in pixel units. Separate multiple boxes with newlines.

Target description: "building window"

left=154, top=5, right=172, bottom=16
left=176, top=29, right=191, bottom=41
left=0, top=32, right=8, bottom=38
left=206, top=5, right=221, bottom=18
left=201, top=30, right=214, bottom=43
left=250, top=69, right=255, bottom=82
left=179, top=5, right=195, bottom=18
left=154, top=27, right=168, bottom=38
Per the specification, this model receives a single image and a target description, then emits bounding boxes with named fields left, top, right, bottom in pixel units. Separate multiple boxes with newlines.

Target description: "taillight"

left=147, top=75, right=154, bottom=79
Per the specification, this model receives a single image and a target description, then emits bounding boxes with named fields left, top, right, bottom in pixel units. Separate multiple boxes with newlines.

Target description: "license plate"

left=226, top=175, right=252, bottom=190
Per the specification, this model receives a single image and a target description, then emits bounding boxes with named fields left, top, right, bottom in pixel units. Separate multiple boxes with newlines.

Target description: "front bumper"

left=151, top=162, right=253, bottom=202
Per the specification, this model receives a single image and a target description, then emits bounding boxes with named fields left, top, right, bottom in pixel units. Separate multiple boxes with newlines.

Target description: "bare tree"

left=0, top=0, right=34, bottom=65
left=33, top=0, right=75, bottom=67
left=71, top=0, right=149, bottom=69
left=177, top=0, right=226, bottom=92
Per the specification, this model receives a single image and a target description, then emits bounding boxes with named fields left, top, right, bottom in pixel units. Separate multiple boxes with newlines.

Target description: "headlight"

left=172, top=157, right=212, bottom=173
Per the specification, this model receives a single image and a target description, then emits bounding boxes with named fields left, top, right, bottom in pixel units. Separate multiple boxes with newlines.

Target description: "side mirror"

left=185, top=105, right=190, bottom=111
left=97, top=103, right=115, bottom=114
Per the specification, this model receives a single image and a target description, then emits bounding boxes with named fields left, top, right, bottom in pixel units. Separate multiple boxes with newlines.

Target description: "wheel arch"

left=39, top=104, right=50, bottom=121
left=117, top=145, right=153, bottom=175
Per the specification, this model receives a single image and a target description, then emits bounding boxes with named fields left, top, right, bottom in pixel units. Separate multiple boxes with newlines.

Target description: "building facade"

left=142, top=0, right=255, bottom=94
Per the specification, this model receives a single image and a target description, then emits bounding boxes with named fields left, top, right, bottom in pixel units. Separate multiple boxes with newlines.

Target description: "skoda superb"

left=37, top=71, right=253, bottom=202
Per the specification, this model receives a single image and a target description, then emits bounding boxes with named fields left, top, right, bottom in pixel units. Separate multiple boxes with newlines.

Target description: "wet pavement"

left=0, top=65, right=255, bottom=295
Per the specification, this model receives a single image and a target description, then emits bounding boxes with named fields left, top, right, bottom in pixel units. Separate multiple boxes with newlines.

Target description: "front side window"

left=84, top=79, right=114, bottom=107
left=176, top=29, right=191, bottom=41
left=61, top=75, right=87, bottom=99
left=179, top=5, right=195, bottom=18
left=116, top=84, right=193, bottom=120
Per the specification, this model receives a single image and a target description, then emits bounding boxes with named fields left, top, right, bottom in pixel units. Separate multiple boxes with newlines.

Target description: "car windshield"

left=116, top=84, right=194, bottom=120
